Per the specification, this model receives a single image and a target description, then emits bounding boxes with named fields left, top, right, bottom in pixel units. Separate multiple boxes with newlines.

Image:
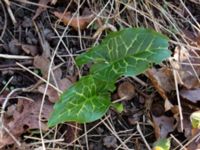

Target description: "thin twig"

left=0, top=76, right=13, bottom=95
left=170, top=134, right=185, bottom=150
left=3, top=0, right=16, bottom=24
left=102, top=118, right=130, bottom=149
left=181, top=131, right=200, bottom=150
left=136, top=122, right=151, bottom=150
left=172, top=66, right=184, bottom=132
left=0, top=54, right=33, bottom=59
left=0, top=0, right=7, bottom=42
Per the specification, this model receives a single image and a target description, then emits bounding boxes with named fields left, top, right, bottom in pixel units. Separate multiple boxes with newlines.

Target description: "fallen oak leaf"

left=0, top=96, right=53, bottom=148
left=53, top=11, right=94, bottom=30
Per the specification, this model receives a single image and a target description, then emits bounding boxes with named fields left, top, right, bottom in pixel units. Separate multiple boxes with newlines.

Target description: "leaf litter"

left=1, top=0, right=200, bottom=149
left=53, top=10, right=95, bottom=30
left=0, top=96, right=53, bottom=148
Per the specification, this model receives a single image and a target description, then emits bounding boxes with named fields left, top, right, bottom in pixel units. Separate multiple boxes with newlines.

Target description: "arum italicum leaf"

left=76, top=28, right=171, bottom=81
left=48, top=76, right=113, bottom=127
left=48, top=28, right=171, bottom=126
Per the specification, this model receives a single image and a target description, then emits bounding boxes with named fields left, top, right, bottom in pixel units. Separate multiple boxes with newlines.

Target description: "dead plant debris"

left=0, top=0, right=200, bottom=149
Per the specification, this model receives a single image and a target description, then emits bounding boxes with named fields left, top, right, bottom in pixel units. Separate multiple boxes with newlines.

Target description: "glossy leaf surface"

left=76, top=28, right=171, bottom=81
left=48, top=28, right=170, bottom=126
left=48, top=76, right=112, bottom=126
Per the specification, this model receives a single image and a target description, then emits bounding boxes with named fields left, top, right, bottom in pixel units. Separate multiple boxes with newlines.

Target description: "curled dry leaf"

left=117, top=81, right=135, bottom=101
left=0, top=96, right=53, bottom=148
left=146, top=68, right=174, bottom=111
left=53, top=11, right=94, bottom=30
left=152, top=115, right=175, bottom=139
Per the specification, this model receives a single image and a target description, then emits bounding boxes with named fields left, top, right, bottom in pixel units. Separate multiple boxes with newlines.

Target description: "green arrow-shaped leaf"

left=76, top=28, right=171, bottom=81
left=48, top=28, right=171, bottom=126
left=48, top=76, right=112, bottom=127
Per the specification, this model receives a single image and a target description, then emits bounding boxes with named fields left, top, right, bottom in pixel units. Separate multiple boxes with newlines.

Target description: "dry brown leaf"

left=147, top=68, right=175, bottom=93
left=146, top=68, right=174, bottom=111
left=0, top=96, right=53, bottom=147
left=33, top=0, right=51, bottom=20
left=180, top=88, right=200, bottom=103
left=53, top=11, right=94, bottom=30
left=152, top=115, right=175, bottom=139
